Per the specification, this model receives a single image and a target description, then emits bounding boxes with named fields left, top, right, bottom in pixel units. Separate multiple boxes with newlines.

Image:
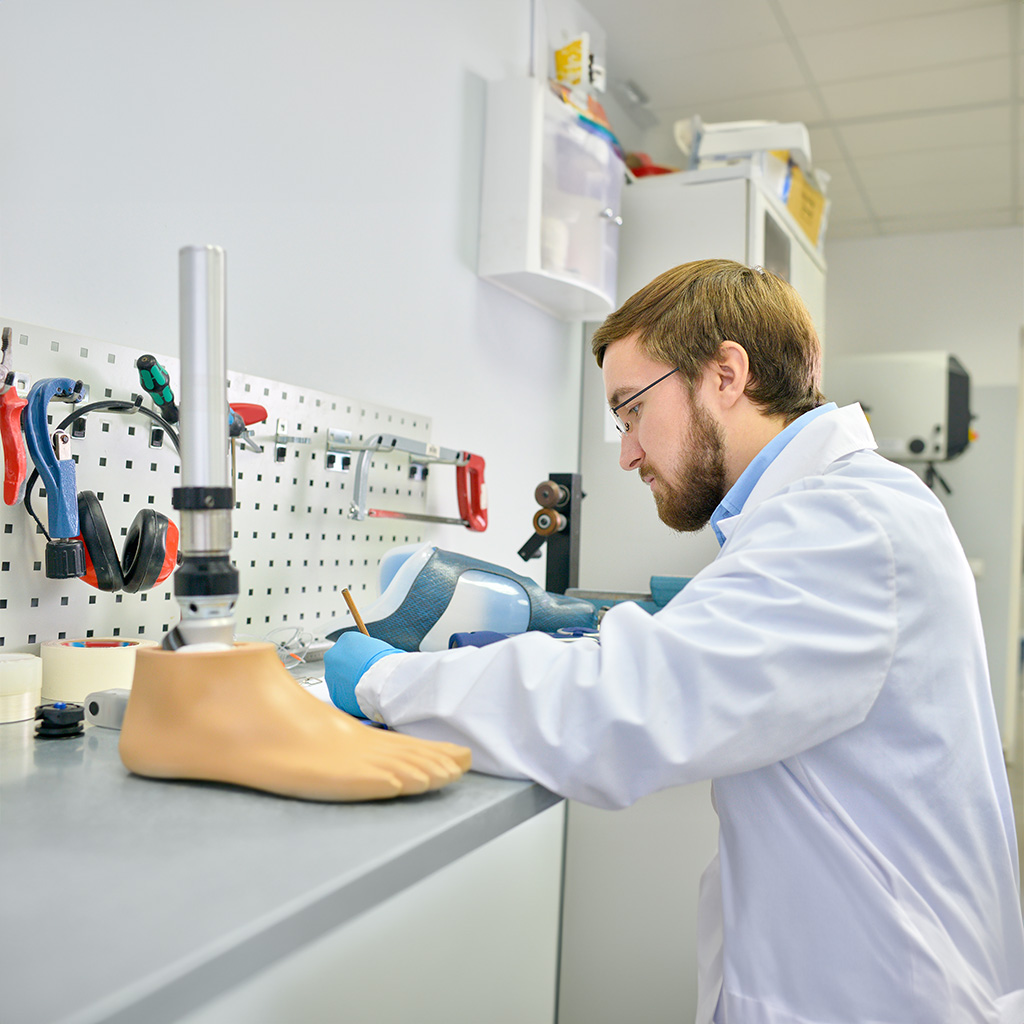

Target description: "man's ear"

left=706, top=341, right=749, bottom=410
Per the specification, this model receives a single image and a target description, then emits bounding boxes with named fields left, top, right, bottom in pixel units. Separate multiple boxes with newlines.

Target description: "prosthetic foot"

left=119, top=643, right=471, bottom=801
left=326, top=543, right=598, bottom=651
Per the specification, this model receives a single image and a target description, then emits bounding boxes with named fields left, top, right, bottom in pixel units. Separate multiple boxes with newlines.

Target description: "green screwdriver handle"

left=137, top=354, right=179, bottom=424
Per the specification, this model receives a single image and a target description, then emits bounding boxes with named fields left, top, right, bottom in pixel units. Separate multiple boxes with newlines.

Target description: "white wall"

left=824, top=227, right=1023, bottom=386
left=0, top=0, right=582, bottom=572
left=1, top=5, right=577, bottom=1021
left=823, top=226, right=1024, bottom=742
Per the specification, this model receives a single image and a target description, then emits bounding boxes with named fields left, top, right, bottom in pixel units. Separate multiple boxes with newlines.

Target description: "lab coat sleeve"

left=355, top=485, right=898, bottom=809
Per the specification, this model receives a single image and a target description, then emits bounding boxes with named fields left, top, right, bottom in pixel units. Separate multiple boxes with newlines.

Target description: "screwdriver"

left=136, top=354, right=179, bottom=424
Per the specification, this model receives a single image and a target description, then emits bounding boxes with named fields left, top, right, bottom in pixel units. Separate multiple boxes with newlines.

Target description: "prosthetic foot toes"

left=118, top=643, right=471, bottom=801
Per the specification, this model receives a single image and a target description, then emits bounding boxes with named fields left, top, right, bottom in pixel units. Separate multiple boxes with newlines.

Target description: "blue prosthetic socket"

left=448, top=626, right=601, bottom=649
left=325, top=544, right=598, bottom=651
left=324, top=633, right=400, bottom=718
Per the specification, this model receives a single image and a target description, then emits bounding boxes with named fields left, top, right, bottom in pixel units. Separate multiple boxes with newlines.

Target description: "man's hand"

left=324, top=633, right=401, bottom=718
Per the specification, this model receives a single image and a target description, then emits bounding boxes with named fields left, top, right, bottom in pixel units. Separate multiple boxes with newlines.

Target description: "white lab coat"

left=356, top=405, right=1024, bottom=1022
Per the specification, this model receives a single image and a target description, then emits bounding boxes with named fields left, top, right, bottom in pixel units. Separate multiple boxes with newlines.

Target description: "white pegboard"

left=0, top=318, right=451, bottom=653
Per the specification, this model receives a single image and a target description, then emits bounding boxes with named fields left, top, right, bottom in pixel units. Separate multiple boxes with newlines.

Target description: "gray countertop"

left=0, top=716, right=560, bottom=1024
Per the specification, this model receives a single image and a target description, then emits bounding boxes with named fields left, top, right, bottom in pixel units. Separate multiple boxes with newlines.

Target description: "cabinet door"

left=540, top=90, right=624, bottom=305
left=748, top=185, right=827, bottom=345
left=616, top=176, right=749, bottom=301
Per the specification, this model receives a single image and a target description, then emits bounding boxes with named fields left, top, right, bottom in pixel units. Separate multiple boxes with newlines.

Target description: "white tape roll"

left=40, top=639, right=159, bottom=703
left=0, top=653, right=43, bottom=723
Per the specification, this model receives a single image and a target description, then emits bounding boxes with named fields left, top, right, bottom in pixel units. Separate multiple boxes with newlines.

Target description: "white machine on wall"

left=830, top=351, right=974, bottom=491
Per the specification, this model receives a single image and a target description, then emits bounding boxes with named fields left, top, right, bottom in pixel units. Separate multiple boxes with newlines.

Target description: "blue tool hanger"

left=23, top=377, right=83, bottom=539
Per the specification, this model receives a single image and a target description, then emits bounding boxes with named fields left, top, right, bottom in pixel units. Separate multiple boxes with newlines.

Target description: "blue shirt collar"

left=709, top=403, right=836, bottom=546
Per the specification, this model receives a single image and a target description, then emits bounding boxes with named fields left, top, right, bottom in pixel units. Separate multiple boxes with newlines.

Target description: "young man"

left=328, top=259, right=1024, bottom=1022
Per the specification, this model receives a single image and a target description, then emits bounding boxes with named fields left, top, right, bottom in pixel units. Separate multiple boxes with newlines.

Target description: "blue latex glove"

left=324, top=633, right=400, bottom=718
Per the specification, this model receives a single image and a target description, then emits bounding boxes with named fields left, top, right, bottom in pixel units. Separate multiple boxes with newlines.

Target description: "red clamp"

left=0, top=327, right=28, bottom=505
left=1, top=388, right=28, bottom=505
left=229, top=403, right=269, bottom=426
left=456, top=452, right=488, bottom=532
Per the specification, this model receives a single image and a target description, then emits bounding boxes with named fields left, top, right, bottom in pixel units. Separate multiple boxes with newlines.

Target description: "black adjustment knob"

left=45, top=538, right=86, bottom=579
left=34, top=702, right=85, bottom=739
left=908, top=438, right=926, bottom=455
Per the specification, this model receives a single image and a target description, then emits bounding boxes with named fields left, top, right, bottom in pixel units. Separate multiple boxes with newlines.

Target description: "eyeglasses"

left=610, top=367, right=680, bottom=434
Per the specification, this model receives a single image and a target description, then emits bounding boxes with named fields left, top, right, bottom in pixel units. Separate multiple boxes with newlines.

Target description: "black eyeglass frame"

left=610, top=367, right=680, bottom=434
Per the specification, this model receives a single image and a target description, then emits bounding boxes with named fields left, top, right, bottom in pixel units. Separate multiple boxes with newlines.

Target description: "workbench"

left=0, top=716, right=564, bottom=1024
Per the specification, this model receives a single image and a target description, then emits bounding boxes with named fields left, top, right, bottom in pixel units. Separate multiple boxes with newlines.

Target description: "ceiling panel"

left=653, top=89, right=827, bottom=129
left=774, top=0, right=998, bottom=36
left=836, top=106, right=1010, bottom=156
left=583, top=0, right=1020, bottom=238
left=586, top=0, right=782, bottom=64
left=868, top=173, right=1011, bottom=217
left=826, top=220, right=881, bottom=240
left=823, top=188, right=874, bottom=225
left=640, top=39, right=807, bottom=108
left=879, top=207, right=1018, bottom=233
left=798, top=4, right=1010, bottom=83
left=853, top=142, right=1010, bottom=189
left=818, top=57, right=1009, bottom=120
left=806, top=127, right=846, bottom=163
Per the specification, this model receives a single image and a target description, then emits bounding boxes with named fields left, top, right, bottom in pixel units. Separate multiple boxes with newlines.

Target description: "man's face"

left=603, top=335, right=727, bottom=533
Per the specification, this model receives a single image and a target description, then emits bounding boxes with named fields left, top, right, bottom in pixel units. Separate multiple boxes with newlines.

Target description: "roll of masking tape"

left=40, top=639, right=159, bottom=703
left=0, top=653, right=43, bottom=723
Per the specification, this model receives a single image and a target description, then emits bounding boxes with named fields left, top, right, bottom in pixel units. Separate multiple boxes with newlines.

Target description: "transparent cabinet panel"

left=478, top=78, right=625, bottom=321
left=540, top=92, right=623, bottom=305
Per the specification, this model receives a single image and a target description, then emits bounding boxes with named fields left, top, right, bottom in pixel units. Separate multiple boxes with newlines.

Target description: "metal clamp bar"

left=338, top=432, right=467, bottom=465
left=338, top=433, right=487, bottom=532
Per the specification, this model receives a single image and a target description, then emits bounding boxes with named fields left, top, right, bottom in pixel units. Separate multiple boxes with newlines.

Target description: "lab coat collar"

left=715, top=404, right=877, bottom=543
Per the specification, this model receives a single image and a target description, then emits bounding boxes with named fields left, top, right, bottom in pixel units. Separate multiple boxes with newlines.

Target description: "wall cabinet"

left=478, top=77, right=625, bottom=321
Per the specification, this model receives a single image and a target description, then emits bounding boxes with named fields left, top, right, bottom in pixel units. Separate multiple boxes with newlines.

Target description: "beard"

left=642, top=399, right=727, bottom=533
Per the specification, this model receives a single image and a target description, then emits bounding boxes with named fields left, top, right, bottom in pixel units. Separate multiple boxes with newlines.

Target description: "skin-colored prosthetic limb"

left=118, top=642, right=471, bottom=801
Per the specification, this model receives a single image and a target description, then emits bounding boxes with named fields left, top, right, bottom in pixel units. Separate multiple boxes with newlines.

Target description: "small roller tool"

left=517, top=472, right=583, bottom=594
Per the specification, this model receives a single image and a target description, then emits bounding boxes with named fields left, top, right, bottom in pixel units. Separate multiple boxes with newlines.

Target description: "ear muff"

left=77, top=491, right=125, bottom=592
left=121, top=509, right=178, bottom=593
left=76, top=490, right=178, bottom=594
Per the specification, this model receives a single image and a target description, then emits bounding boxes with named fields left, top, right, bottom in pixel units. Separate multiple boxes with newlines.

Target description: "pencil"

left=342, top=588, right=370, bottom=636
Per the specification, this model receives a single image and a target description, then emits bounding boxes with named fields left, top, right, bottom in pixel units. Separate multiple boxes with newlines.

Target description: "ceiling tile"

left=642, top=39, right=806, bottom=108
left=551, top=0, right=1019, bottom=239
left=878, top=208, right=1018, bottom=234
left=853, top=142, right=1010, bottom=190
left=837, top=105, right=1011, bottom=157
left=824, top=189, right=873, bottom=224
left=650, top=87, right=826, bottom=127
left=818, top=57, right=1009, bottom=120
left=813, top=162, right=863, bottom=198
left=807, top=126, right=845, bottom=163
left=798, top=4, right=1010, bottom=82
left=867, top=173, right=1011, bottom=217
left=825, top=220, right=881, bottom=240
left=775, top=0, right=1000, bottom=37
left=588, top=0, right=783, bottom=67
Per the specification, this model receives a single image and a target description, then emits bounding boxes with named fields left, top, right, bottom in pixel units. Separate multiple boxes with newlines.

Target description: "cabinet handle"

left=599, top=208, right=623, bottom=226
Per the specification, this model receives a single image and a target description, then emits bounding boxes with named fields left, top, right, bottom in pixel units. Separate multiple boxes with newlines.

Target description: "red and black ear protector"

left=22, top=396, right=182, bottom=592
left=76, top=490, right=179, bottom=593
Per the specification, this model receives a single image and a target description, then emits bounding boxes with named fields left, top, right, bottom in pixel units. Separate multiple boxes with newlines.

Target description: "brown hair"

left=592, top=259, right=825, bottom=422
